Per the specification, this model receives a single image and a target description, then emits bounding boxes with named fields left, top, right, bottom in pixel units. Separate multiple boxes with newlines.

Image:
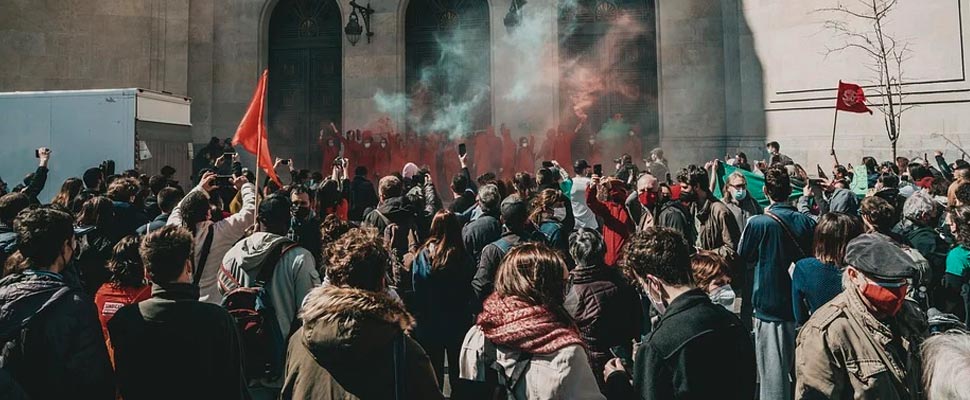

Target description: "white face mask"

left=588, top=139, right=595, bottom=145
left=364, top=142, right=372, bottom=148
left=645, top=278, right=668, bottom=314
left=521, top=142, right=528, bottom=148
left=381, top=143, right=387, bottom=148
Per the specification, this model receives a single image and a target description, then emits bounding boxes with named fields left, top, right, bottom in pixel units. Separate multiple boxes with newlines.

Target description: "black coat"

left=0, top=270, right=115, bottom=400
left=461, top=213, right=502, bottom=265
left=74, top=226, right=116, bottom=296
left=363, top=196, right=417, bottom=259
left=606, top=289, right=756, bottom=400
left=108, top=283, right=249, bottom=400
left=349, top=176, right=378, bottom=222
left=471, top=230, right=532, bottom=311
left=564, top=264, right=642, bottom=389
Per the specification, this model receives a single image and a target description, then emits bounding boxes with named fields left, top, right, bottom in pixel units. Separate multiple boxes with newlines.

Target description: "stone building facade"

left=1, top=0, right=968, bottom=172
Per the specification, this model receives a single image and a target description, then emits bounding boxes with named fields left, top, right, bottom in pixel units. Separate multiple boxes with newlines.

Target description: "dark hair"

left=536, top=168, right=556, bottom=187
left=863, top=156, right=878, bottom=172
left=0, top=193, right=30, bottom=225
left=736, top=152, right=748, bottom=162
left=878, top=173, right=899, bottom=189
left=83, top=167, right=103, bottom=190
left=512, top=172, right=536, bottom=200
left=956, top=182, right=970, bottom=207
left=763, top=167, right=792, bottom=202
left=880, top=161, right=900, bottom=175
left=909, top=163, right=933, bottom=181
left=140, top=226, right=193, bottom=283
left=107, top=177, right=140, bottom=202
left=51, top=178, right=83, bottom=209
left=423, top=210, right=466, bottom=271
left=107, top=235, right=147, bottom=287
left=160, top=165, right=176, bottom=177
left=149, top=175, right=168, bottom=194
left=12, top=208, right=74, bottom=272
left=179, top=190, right=211, bottom=235
left=813, top=212, right=864, bottom=267
left=494, top=243, right=572, bottom=324
left=951, top=206, right=970, bottom=247
left=76, top=196, right=114, bottom=230
left=378, top=175, right=403, bottom=199
left=676, top=165, right=710, bottom=192
left=478, top=184, right=501, bottom=214
left=315, top=180, right=341, bottom=215
left=451, top=173, right=469, bottom=193
left=258, top=193, right=291, bottom=232
left=690, top=251, right=731, bottom=289
left=325, top=228, right=391, bottom=292
left=620, top=227, right=693, bottom=286
left=766, top=141, right=780, bottom=151
left=860, top=196, right=896, bottom=234
left=568, top=228, right=605, bottom=268
left=157, top=187, right=183, bottom=214
left=355, top=166, right=368, bottom=177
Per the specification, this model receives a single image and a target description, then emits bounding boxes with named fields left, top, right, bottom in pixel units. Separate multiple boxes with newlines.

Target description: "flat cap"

left=844, top=233, right=916, bottom=279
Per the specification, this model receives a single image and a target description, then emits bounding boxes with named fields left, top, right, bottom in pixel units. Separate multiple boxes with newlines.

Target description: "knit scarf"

left=476, top=294, right=585, bottom=355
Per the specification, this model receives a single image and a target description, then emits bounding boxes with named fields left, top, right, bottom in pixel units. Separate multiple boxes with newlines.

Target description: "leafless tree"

left=816, top=0, right=914, bottom=159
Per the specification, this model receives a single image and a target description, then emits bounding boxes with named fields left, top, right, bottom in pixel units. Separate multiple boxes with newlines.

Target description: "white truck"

left=0, top=88, right=192, bottom=201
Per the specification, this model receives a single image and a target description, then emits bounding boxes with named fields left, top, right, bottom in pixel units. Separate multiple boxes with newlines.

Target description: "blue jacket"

left=738, top=203, right=816, bottom=322
left=791, top=257, right=843, bottom=326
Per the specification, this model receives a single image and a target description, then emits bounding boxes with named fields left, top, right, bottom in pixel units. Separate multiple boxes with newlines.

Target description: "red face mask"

left=639, top=191, right=658, bottom=208
left=860, top=280, right=908, bottom=317
left=916, top=176, right=935, bottom=189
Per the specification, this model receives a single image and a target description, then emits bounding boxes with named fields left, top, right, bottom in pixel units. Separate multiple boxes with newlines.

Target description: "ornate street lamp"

left=503, top=0, right=526, bottom=33
left=344, top=0, right=375, bottom=46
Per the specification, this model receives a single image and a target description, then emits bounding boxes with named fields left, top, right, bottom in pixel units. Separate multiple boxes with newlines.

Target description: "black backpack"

left=220, top=239, right=297, bottom=380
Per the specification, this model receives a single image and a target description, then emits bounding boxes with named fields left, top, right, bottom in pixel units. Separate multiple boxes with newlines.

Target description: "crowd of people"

left=0, top=138, right=969, bottom=400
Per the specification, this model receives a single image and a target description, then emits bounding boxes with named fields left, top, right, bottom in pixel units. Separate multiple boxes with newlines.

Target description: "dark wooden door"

left=559, top=0, right=658, bottom=148
left=405, top=0, right=491, bottom=134
left=268, top=0, right=342, bottom=169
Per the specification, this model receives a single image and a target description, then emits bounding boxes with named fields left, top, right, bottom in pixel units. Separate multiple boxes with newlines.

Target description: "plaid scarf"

left=476, top=294, right=584, bottom=355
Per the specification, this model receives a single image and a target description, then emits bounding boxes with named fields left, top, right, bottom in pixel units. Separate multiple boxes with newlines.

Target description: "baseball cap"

left=573, top=159, right=590, bottom=171
left=844, top=233, right=916, bottom=279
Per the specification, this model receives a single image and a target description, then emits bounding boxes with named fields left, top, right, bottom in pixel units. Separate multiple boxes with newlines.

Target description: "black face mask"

left=679, top=188, right=697, bottom=204
left=293, top=206, right=313, bottom=221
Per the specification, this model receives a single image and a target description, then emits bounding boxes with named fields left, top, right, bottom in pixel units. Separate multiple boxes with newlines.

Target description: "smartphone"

left=593, top=164, right=603, bottom=176
left=34, top=149, right=39, bottom=158
left=223, top=152, right=235, bottom=159
left=610, top=345, right=633, bottom=370
left=541, top=160, right=554, bottom=169
left=281, top=159, right=290, bottom=165
left=458, top=143, right=467, bottom=157
left=214, top=175, right=233, bottom=186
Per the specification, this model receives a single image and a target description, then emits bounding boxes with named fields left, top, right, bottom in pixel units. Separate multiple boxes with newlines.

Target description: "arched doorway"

left=559, top=0, right=658, bottom=158
left=405, top=0, right=491, bottom=134
left=268, top=0, right=342, bottom=168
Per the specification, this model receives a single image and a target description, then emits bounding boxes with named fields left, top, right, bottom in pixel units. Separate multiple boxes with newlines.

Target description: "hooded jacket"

left=220, top=232, right=320, bottom=340
left=0, top=270, right=115, bottom=400
left=281, top=286, right=444, bottom=400
left=363, top=196, right=418, bottom=258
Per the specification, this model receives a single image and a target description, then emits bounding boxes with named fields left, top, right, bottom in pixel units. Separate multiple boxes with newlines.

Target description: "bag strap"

left=483, top=339, right=532, bottom=400
left=764, top=211, right=808, bottom=258
left=253, top=240, right=298, bottom=287
left=194, top=225, right=215, bottom=285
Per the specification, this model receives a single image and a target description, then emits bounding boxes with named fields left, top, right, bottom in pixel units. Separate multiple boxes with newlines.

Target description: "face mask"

left=638, top=191, right=658, bottom=208
left=859, top=279, right=908, bottom=317
left=732, top=188, right=747, bottom=201
left=628, top=131, right=635, bottom=137
left=364, top=142, right=372, bottom=149
left=327, top=141, right=334, bottom=146
left=521, top=142, right=528, bottom=148
left=916, top=176, right=935, bottom=189
left=679, top=188, right=697, bottom=203
left=646, top=280, right=668, bottom=314
left=588, top=139, right=595, bottom=145
left=381, top=142, right=387, bottom=148
left=293, top=206, right=313, bottom=221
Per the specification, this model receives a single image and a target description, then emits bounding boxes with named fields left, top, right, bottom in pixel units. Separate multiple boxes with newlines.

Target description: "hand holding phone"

left=593, top=164, right=603, bottom=176
left=458, top=143, right=467, bottom=157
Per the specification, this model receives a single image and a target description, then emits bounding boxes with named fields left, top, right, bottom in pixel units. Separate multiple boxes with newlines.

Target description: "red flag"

left=232, top=70, right=281, bottom=186
left=835, top=81, right=873, bottom=114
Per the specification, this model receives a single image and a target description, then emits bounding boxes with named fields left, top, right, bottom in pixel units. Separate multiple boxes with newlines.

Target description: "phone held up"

left=593, top=164, right=603, bottom=176
left=541, top=160, right=554, bottom=169
left=458, top=143, right=467, bottom=157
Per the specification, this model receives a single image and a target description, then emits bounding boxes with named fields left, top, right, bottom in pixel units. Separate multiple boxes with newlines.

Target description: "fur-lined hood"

left=299, top=286, right=414, bottom=358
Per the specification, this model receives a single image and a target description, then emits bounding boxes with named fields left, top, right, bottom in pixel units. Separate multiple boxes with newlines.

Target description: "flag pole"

left=830, top=107, right=840, bottom=164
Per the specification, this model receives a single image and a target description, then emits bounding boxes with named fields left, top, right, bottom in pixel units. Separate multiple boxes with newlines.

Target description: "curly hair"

left=860, top=196, right=896, bottom=234
left=763, top=166, right=792, bottom=202
left=951, top=206, right=970, bottom=247
left=620, top=227, right=693, bottom=286
left=107, top=177, right=141, bottom=202
left=326, top=228, right=392, bottom=292
left=140, top=225, right=194, bottom=283
left=107, top=235, right=147, bottom=288
left=11, top=208, right=74, bottom=272
left=676, top=164, right=710, bottom=192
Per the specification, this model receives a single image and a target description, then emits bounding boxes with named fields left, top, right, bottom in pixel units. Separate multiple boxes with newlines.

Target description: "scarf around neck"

left=476, top=294, right=585, bottom=355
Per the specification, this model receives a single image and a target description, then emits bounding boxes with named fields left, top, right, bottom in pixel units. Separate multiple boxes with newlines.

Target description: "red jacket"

left=501, top=126, right=517, bottom=181
left=95, top=283, right=152, bottom=362
left=319, top=137, right=341, bottom=173
left=586, top=185, right=633, bottom=267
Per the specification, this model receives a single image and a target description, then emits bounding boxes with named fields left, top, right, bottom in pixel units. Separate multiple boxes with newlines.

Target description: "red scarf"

left=476, top=294, right=585, bottom=354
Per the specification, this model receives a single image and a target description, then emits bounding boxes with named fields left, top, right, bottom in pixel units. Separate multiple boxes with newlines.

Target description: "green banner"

left=712, top=164, right=868, bottom=208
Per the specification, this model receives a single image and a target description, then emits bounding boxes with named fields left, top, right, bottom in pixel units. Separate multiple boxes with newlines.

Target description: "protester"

left=738, top=166, right=816, bottom=400
left=606, top=227, right=756, bottom=399
left=461, top=183, right=502, bottom=265
left=656, top=183, right=695, bottom=243
left=564, top=228, right=642, bottom=391
left=795, top=234, right=926, bottom=398
left=530, top=188, right=576, bottom=258
left=791, top=212, right=863, bottom=325
left=136, top=187, right=182, bottom=235
left=106, top=177, right=150, bottom=240
left=460, top=243, right=605, bottom=399
left=766, top=141, right=794, bottom=166
left=93, top=235, right=151, bottom=357
left=74, top=196, right=118, bottom=294
left=51, top=177, right=83, bottom=210
left=410, top=210, right=475, bottom=397
left=721, top=170, right=762, bottom=233
left=690, top=250, right=736, bottom=310
left=348, top=166, right=378, bottom=221
left=288, top=185, right=323, bottom=265
left=281, top=228, right=443, bottom=399
left=0, top=193, right=30, bottom=272
left=645, top=148, right=669, bottom=183
left=626, top=172, right=658, bottom=229
left=679, top=165, right=740, bottom=260
left=587, top=176, right=633, bottom=267
left=220, top=193, right=321, bottom=398
left=471, top=197, right=533, bottom=309
left=19, top=148, right=50, bottom=205
left=894, top=191, right=949, bottom=307
left=167, top=171, right=255, bottom=303
left=0, top=208, right=114, bottom=400
left=108, top=225, right=248, bottom=400
left=943, top=205, right=970, bottom=325
left=570, top=160, right=599, bottom=229
left=921, top=333, right=970, bottom=400
left=450, top=153, right=477, bottom=213
left=363, top=175, right=418, bottom=259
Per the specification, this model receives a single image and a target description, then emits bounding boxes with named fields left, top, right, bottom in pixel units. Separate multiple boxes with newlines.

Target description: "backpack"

left=536, top=221, right=562, bottom=248
left=219, top=239, right=297, bottom=381
left=371, top=210, right=410, bottom=258
left=483, top=339, right=532, bottom=400
left=0, top=285, right=71, bottom=399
